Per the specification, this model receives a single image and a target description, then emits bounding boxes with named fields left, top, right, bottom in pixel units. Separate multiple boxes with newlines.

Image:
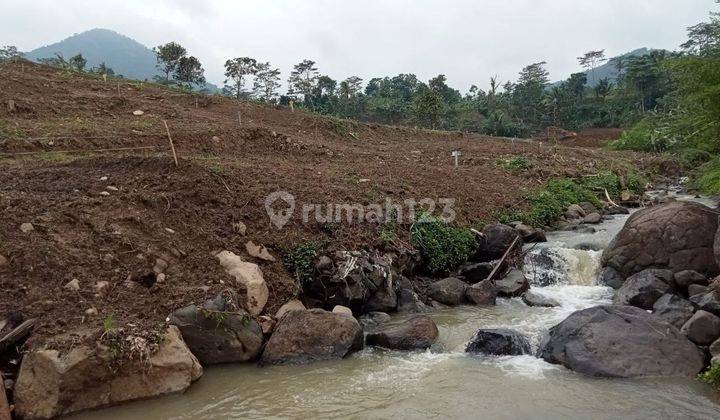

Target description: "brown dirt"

left=0, top=60, right=672, bottom=352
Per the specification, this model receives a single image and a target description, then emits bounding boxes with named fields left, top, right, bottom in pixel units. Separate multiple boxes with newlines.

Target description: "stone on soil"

left=215, top=250, right=268, bottom=316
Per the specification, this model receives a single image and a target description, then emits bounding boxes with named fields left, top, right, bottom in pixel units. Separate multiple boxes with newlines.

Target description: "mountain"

left=553, top=47, right=651, bottom=88
left=24, top=28, right=219, bottom=92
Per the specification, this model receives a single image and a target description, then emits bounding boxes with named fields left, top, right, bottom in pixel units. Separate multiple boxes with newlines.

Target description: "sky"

left=1, top=0, right=716, bottom=91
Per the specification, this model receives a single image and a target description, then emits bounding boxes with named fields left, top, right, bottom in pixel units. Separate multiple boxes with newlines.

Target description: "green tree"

left=578, top=50, right=607, bottom=84
left=288, top=59, right=319, bottom=106
left=253, top=62, right=281, bottom=102
left=412, top=86, right=445, bottom=128
left=223, top=57, right=258, bottom=99
left=153, top=42, right=187, bottom=83
left=68, top=53, right=87, bottom=72
left=174, top=56, right=205, bottom=87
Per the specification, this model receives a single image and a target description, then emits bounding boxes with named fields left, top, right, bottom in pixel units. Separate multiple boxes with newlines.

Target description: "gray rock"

left=169, top=294, right=263, bottom=365
left=710, top=337, right=720, bottom=359
left=565, top=204, right=586, bottom=219
left=674, top=270, right=708, bottom=288
left=364, top=281, right=397, bottom=313
left=652, top=293, right=695, bottom=329
left=260, top=309, right=364, bottom=365
left=681, top=310, right=720, bottom=345
left=465, top=279, right=497, bottom=305
left=583, top=213, right=602, bottom=224
left=427, top=277, right=467, bottom=306
left=366, top=315, right=439, bottom=350
left=613, top=269, right=673, bottom=309
left=465, top=328, right=531, bottom=355
left=359, top=311, right=392, bottom=329
left=515, top=223, right=547, bottom=243
left=578, top=201, right=598, bottom=215
left=606, top=206, right=630, bottom=215
left=602, top=201, right=720, bottom=278
left=690, top=291, right=720, bottom=316
left=597, top=266, right=625, bottom=289
left=495, top=269, right=530, bottom=297
left=538, top=305, right=704, bottom=377
left=522, top=290, right=560, bottom=307
left=456, top=262, right=493, bottom=283
left=396, top=288, right=430, bottom=313
left=478, top=224, right=522, bottom=261
left=688, top=284, right=708, bottom=297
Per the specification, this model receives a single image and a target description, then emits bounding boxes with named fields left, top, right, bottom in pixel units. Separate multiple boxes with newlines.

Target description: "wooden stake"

left=484, top=235, right=520, bottom=282
left=237, top=110, right=242, bottom=124
left=163, top=120, right=179, bottom=167
left=117, top=82, right=120, bottom=95
left=195, top=97, right=198, bottom=109
left=290, top=100, right=294, bottom=113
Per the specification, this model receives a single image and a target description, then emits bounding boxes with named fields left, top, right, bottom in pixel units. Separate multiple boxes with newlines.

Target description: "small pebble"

left=85, top=307, right=98, bottom=316
left=156, top=273, right=166, bottom=283
left=133, top=110, right=144, bottom=116
left=0, top=254, right=7, bottom=267
left=165, top=228, right=176, bottom=234
left=20, top=223, right=34, bottom=233
left=64, top=278, right=80, bottom=291
left=106, top=186, right=119, bottom=191
left=100, top=176, right=108, bottom=181
left=99, top=191, right=110, bottom=196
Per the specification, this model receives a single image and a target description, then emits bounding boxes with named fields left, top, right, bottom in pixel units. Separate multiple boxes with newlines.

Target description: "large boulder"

left=455, top=262, right=493, bottom=283
left=465, top=279, right=497, bottom=305
left=260, top=309, right=363, bottom=365
left=169, top=294, right=264, bottom=365
left=478, top=224, right=522, bottom=261
left=674, top=270, right=708, bottom=289
left=613, top=269, right=672, bottom=309
left=465, top=329, right=531, bottom=356
left=602, top=201, right=720, bottom=278
left=681, top=310, right=720, bottom=346
left=427, top=277, right=467, bottom=306
left=652, top=294, right=695, bottom=329
left=396, top=287, right=430, bottom=313
left=366, top=315, right=439, bottom=350
left=690, top=291, right=720, bottom=316
left=495, top=269, right=530, bottom=297
left=538, top=305, right=704, bottom=378
left=215, top=250, right=268, bottom=316
left=14, top=326, right=202, bottom=419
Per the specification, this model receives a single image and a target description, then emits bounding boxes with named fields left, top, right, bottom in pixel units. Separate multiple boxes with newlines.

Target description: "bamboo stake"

left=237, top=111, right=242, bottom=124
left=163, top=120, right=179, bottom=167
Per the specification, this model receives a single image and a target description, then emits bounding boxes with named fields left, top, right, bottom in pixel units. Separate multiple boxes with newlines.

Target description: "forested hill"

left=554, top=48, right=651, bottom=88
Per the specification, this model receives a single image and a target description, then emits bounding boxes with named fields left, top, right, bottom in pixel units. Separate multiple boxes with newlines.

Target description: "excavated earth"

left=0, top=61, right=675, bottom=355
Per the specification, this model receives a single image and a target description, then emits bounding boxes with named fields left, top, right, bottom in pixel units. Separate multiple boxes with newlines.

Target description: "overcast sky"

left=1, top=0, right=716, bottom=91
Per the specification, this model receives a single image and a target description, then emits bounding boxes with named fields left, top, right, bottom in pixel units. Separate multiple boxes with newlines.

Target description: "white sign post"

left=451, top=150, right=461, bottom=167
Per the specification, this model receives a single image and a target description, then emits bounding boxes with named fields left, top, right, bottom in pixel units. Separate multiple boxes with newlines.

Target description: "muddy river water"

left=74, top=194, right=720, bottom=419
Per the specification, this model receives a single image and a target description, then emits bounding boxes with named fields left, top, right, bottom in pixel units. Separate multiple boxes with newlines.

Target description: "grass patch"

left=696, top=158, right=720, bottom=194
left=282, top=241, right=325, bottom=283
left=581, top=171, right=620, bottom=197
left=699, top=364, right=720, bottom=388
left=410, top=212, right=478, bottom=274
left=495, top=155, right=534, bottom=171
left=0, top=119, right=24, bottom=138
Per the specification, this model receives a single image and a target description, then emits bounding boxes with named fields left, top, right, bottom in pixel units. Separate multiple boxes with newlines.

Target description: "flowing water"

left=75, top=194, right=720, bottom=420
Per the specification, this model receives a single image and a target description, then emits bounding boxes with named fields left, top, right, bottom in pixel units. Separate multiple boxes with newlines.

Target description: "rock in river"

left=681, top=310, right=720, bottom=346
left=427, top=277, right=467, bottom=306
left=477, top=223, right=522, bottom=261
left=169, top=294, right=264, bottom=365
left=522, top=290, right=560, bottom=307
left=465, top=328, right=531, bottom=356
left=602, top=201, right=720, bottom=278
left=366, top=315, right=439, bottom=350
left=495, top=269, right=530, bottom=297
left=14, top=326, right=202, bottom=419
left=260, top=309, right=363, bottom=365
left=652, top=293, right=695, bottom=329
left=613, top=269, right=672, bottom=309
left=538, top=305, right=704, bottom=378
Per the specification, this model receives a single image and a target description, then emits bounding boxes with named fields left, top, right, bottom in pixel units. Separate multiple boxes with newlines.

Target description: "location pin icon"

left=264, top=191, right=295, bottom=229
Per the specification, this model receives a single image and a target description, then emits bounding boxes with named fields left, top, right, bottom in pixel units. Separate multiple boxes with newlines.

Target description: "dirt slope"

left=0, top=60, right=670, bottom=350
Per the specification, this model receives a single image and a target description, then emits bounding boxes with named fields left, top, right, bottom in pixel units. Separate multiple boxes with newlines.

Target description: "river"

left=73, top=193, right=720, bottom=419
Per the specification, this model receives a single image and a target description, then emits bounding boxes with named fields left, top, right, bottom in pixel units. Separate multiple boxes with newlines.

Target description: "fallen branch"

left=604, top=188, right=619, bottom=207
left=484, top=235, right=520, bottom=282
left=0, top=318, right=36, bottom=353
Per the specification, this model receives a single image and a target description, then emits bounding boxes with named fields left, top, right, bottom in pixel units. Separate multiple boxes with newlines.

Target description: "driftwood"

left=484, top=235, right=520, bottom=282
left=0, top=318, right=36, bottom=353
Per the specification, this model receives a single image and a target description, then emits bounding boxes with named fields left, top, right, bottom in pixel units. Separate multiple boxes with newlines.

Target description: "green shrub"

left=581, top=171, right=621, bottom=197
left=609, top=119, right=657, bottom=151
left=495, top=155, right=535, bottom=171
left=699, top=364, right=720, bottom=388
left=410, top=213, right=478, bottom=274
left=680, top=148, right=713, bottom=170
left=282, top=241, right=324, bottom=282
left=696, top=158, right=720, bottom=195
left=625, top=170, right=649, bottom=195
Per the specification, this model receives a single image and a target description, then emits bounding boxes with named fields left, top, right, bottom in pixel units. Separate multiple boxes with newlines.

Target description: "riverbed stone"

left=465, top=279, right=497, bottom=305
left=366, top=315, right=439, bottom=350
left=538, top=305, right=704, bottom=378
left=583, top=212, right=602, bottom=224
left=515, top=223, right=547, bottom=243
left=168, top=294, right=263, bottom=365
left=456, top=262, right=493, bottom=283
left=260, top=309, right=363, bottom=365
left=689, top=284, right=708, bottom=297
left=495, top=269, right=530, bottom=297
left=681, top=310, right=720, bottom=345
left=652, top=293, right=695, bottom=329
left=522, top=290, right=560, bottom=307
left=427, top=277, right=467, bottom=306
left=275, top=299, right=306, bottom=319
left=364, top=280, right=397, bottom=313
left=597, top=266, right=625, bottom=289
left=396, top=286, right=430, bottom=313
left=602, top=201, right=720, bottom=278
left=690, top=291, right=720, bottom=316
left=14, top=326, right=202, bottom=419
left=359, top=312, right=392, bottom=329
left=478, top=224, right=522, bottom=261
left=674, top=270, right=708, bottom=288
left=465, top=328, right=531, bottom=356
left=613, top=269, right=673, bottom=309
left=565, top=204, right=586, bottom=219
